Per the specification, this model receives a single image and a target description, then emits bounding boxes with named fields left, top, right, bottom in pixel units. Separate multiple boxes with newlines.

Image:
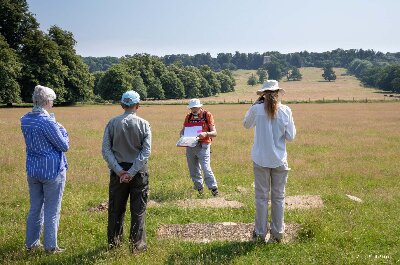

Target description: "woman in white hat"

left=243, top=80, right=296, bottom=243
left=180, top=98, right=219, bottom=196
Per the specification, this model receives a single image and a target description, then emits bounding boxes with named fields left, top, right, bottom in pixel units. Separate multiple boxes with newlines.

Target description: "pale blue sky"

left=27, top=0, right=400, bottom=57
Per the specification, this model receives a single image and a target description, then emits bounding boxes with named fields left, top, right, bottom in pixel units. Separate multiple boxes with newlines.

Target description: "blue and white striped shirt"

left=20, top=112, right=69, bottom=180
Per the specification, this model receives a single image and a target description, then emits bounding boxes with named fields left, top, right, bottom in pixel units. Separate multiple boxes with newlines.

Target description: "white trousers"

left=253, top=161, right=288, bottom=240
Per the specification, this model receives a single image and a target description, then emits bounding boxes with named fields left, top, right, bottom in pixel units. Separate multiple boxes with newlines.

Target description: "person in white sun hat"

left=243, top=80, right=296, bottom=243
left=180, top=98, right=219, bottom=196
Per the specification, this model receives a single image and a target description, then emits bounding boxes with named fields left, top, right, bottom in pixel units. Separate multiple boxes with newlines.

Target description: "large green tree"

left=256, top=68, right=268, bottom=83
left=48, top=26, right=93, bottom=102
left=160, top=70, right=185, bottom=99
left=131, top=75, right=147, bottom=99
left=121, top=54, right=165, bottom=99
left=0, top=0, right=38, bottom=50
left=265, top=62, right=285, bottom=81
left=19, top=30, right=67, bottom=102
left=0, top=34, right=22, bottom=104
left=93, top=71, right=105, bottom=95
left=322, top=63, right=337, bottom=82
left=200, top=65, right=221, bottom=95
left=97, top=64, right=132, bottom=101
left=172, top=66, right=201, bottom=98
left=286, top=67, right=302, bottom=81
left=247, top=74, right=257, bottom=86
left=217, top=70, right=235, bottom=93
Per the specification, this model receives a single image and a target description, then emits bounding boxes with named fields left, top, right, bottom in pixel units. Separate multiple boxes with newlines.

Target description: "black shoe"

left=252, top=230, right=266, bottom=243
left=197, top=188, right=204, bottom=195
left=45, top=247, right=65, bottom=254
left=267, top=235, right=281, bottom=244
left=130, top=243, right=147, bottom=253
left=211, top=188, right=219, bottom=197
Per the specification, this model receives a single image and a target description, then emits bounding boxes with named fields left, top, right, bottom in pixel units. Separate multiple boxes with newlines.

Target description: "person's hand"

left=253, top=96, right=264, bottom=105
left=198, top=132, right=208, bottom=139
left=120, top=174, right=131, bottom=183
left=119, top=173, right=132, bottom=183
left=117, top=170, right=130, bottom=183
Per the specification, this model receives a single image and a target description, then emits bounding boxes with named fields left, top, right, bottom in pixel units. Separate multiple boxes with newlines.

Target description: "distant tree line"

left=160, top=50, right=400, bottom=92
left=82, top=56, right=119, bottom=72
left=85, top=49, right=400, bottom=93
left=161, top=50, right=400, bottom=71
left=94, top=55, right=236, bottom=101
left=348, top=59, right=400, bottom=93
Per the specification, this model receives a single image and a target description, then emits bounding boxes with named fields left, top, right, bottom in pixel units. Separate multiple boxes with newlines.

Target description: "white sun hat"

left=187, top=98, right=203, bottom=108
left=256, top=80, right=285, bottom=95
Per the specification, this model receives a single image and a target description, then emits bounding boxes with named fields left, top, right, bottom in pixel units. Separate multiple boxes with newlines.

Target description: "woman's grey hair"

left=32, top=85, right=56, bottom=107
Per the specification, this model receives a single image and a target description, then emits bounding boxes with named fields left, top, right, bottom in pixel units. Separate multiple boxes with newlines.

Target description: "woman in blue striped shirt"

left=20, top=85, right=69, bottom=253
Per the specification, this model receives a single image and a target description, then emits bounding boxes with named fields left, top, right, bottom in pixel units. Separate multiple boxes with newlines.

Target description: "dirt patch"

left=157, top=222, right=301, bottom=243
left=88, top=198, right=243, bottom=213
left=88, top=202, right=108, bottom=212
left=285, top=195, right=324, bottom=209
left=174, top=197, right=244, bottom=208
left=235, top=186, right=248, bottom=193
left=148, top=200, right=162, bottom=208
left=89, top=195, right=322, bottom=212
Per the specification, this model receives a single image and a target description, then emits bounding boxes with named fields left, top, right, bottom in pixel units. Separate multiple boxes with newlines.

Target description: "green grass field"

left=1, top=101, right=399, bottom=264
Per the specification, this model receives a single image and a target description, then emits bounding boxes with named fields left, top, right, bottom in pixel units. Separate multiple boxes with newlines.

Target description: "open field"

left=145, top=68, right=398, bottom=105
left=1, top=102, right=400, bottom=264
left=198, top=68, right=395, bottom=103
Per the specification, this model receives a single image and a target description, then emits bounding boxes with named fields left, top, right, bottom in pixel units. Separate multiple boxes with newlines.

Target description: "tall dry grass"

left=0, top=102, right=399, bottom=264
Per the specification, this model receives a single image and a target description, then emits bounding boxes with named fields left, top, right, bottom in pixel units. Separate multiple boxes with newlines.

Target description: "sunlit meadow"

left=1, top=101, right=399, bottom=264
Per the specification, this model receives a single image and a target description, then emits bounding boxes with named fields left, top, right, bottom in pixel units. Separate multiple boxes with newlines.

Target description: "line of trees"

left=160, top=50, right=400, bottom=71
left=348, top=59, right=400, bottom=93
left=85, top=49, right=400, bottom=93
left=94, top=55, right=236, bottom=101
left=84, top=49, right=400, bottom=74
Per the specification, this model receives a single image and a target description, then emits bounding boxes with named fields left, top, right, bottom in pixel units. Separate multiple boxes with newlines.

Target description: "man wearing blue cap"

left=102, top=90, right=151, bottom=252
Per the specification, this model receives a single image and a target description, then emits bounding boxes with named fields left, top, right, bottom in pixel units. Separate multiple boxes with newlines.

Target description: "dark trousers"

left=107, top=162, right=149, bottom=249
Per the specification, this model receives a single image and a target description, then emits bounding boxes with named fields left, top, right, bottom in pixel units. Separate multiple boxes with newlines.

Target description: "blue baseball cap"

left=121, top=90, right=140, bottom=106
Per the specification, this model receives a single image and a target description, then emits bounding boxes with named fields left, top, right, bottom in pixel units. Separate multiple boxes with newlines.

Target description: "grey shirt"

left=102, top=110, right=151, bottom=177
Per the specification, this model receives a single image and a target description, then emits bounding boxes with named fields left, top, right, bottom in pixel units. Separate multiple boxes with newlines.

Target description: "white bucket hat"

left=187, top=98, right=203, bottom=109
left=256, top=80, right=285, bottom=95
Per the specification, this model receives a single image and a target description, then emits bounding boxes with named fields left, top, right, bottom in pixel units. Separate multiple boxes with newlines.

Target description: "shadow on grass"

left=42, top=245, right=108, bottom=265
left=150, top=189, right=197, bottom=202
left=0, top=243, right=108, bottom=265
left=165, top=241, right=257, bottom=265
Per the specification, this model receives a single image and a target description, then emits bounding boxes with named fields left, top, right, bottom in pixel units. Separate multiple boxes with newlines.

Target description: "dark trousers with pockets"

left=107, top=162, right=148, bottom=249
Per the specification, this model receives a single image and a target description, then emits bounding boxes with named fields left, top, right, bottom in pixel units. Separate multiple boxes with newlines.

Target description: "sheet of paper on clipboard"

left=183, top=125, right=202, bottom=137
left=176, top=125, right=202, bottom=147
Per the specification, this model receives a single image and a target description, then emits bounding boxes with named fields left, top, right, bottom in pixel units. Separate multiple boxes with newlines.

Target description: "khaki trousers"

left=253, top=161, right=288, bottom=240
